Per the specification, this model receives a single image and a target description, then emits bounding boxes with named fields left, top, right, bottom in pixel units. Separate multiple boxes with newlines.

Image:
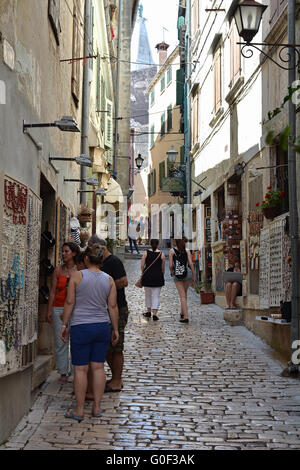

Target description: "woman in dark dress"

left=141, top=239, right=165, bottom=321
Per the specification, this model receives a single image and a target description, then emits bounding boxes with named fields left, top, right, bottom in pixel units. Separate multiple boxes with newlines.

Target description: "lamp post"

left=49, top=154, right=92, bottom=167
left=23, top=116, right=80, bottom=133
left=234, top=0, right=299, bottom=373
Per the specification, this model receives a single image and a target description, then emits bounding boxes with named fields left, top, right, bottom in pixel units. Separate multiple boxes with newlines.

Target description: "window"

left=167, top=66, right=172, bottom=85
left=160, top=75, right=166, bottom=93
left=148, top=170, right=157, bottom=196
left=213, top=46, right=222, bottom=114
left=150, top=124, right=155, bottom=147
left=159, top=161, right=166, bottom=189
left=96, top=55, right=101, bottom=111
left=48, top=0, right=61, bottom=45
left=192, top=0, right=200, bottom=36
left=269, top=0, right=288, bottom=30
left=150, top=89, right=155, bottom=106
left=229, top=20, right=241, bottom=88
left=160, top=112, right=165, bottom=137
left=191, top=89, right=199, bottom=146
left=71, top=0, right=82, bottom=106
left=167, top=105, right=172, bottom=131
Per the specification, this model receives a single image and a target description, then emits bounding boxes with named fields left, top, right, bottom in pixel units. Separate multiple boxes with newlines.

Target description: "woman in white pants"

left=140, top=239, right=165, bottom=321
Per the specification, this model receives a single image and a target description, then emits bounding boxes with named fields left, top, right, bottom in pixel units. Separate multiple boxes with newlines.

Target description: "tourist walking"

left=86, top=235, right=129, bottom=394
left=141, top=239, right=165, bottom=321
left=60, top=244, right=119, bottom=422
left=128, top=220, right=140, bottom=254
left=169, top=239, right=195, bottom=323
left=46, top=241, right=80, bottom=383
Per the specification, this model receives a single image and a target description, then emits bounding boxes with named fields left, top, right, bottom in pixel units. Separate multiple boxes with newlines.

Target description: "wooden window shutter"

left=176, top=68, right=184, bottom=106
left=101, top=78, right=106, bottom=133
left=150, top=124, right=155, bottom=147
left=167, top=105, right=172, bottom=131
left=71, top=0, right=82, bottom=106
left=48, top=0, right=61, bottom=45
left=153, top=169, right=157, bottom=194
left=180, top=145, right=185, bottom=164
left=192, top=93, right=199, bottom=145
left=230, top=23, right=241, bottom=87
left=105, top=99, right=113, bottom=148
left=213, top=47, right=221, bottom=113
left=269, top=0, right=279, bottom=29
left=148, top=173, right=151, bottom=196
left=96, top=55, right=101, bottom=110
left=279, top=0, right=287, bottom=14
left=161, top=112, right=165, bottom=137
left=159, top=161, right=166, bottom=189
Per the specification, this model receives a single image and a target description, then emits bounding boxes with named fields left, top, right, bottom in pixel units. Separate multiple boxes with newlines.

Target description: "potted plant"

left=256, top=186, right=285, bottom=220
left=199, top=280, right=214, bottom=304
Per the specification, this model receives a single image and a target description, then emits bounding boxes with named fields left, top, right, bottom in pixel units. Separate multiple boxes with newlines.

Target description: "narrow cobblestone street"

left=2, top=258, right=300, bottom=451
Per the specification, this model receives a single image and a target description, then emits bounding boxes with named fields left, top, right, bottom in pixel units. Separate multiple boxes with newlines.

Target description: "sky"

left=132, top=0, right=179, bottom=65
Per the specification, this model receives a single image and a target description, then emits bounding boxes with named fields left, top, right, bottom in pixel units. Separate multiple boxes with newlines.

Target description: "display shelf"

left=256, top=315, right=290, bottom=325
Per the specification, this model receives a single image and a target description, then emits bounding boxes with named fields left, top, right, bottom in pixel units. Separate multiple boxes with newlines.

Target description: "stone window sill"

left=225, top=76, right=245, bottom=105
left=209, top=106, right=224, bottom=128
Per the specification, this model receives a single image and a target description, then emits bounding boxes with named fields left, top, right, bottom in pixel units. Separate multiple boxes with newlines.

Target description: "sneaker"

left=153, top=315, right=159, bottom=321
left=143, top=312, right=151, bottom=318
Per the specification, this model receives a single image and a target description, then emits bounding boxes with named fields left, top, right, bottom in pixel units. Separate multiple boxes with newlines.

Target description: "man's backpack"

left=173, top=248, right=188, bottom=279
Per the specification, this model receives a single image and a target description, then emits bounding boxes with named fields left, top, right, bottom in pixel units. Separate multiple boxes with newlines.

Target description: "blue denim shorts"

left=70, top=322, right=111, bottom=366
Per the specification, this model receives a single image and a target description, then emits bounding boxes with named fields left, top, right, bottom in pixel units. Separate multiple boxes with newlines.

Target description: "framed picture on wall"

left=205, top=217, right=211, bottom=228
left=206, top=207, right=211, bottom=217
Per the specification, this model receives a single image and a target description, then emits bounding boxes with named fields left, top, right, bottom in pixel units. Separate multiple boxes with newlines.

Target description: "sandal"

left=92, top=409, right=103, bottom=418
left=143, top=312, right=151, bottom=318
left=153, top=315, right=159, bottom=321
left=64, top=409, right=84, bottom=423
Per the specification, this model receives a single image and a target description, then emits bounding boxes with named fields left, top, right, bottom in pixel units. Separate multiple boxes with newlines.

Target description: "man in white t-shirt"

left=128, top=221, right=140, bottom=254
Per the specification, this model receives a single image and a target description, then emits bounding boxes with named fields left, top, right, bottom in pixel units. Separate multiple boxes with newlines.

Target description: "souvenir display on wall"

left=248, top=210, right=264, bottom=236
left=221, top=209, right=242, bottom=263
left=259, top=217, right=292, bottom=308
left=259, top=228, right=270, bottom=309
left=239, top=240, right=247, bottom=274
left=0, top=176, right=41, bottom=376
left=70, top=217, right=80, bottom=244
left=249, top=235, right=260, bottom=271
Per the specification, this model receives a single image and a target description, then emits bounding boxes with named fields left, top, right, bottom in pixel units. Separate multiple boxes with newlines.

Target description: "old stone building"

left=189, top=0, right=299, bottom=359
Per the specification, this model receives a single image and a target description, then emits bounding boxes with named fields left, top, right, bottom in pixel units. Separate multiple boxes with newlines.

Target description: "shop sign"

left=161, top=177, right=186, bottom=193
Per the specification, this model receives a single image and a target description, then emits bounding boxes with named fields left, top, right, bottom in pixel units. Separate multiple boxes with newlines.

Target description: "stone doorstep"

left=31, top=355, right=53, bottom=391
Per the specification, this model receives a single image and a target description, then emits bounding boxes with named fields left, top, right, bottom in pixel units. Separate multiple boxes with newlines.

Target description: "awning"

left=104, top=177, right=123, bottom=203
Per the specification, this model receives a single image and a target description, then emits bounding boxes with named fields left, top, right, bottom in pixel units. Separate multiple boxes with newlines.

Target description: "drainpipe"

left=113, top=0, right=122, bottom=179
left=287, top=0, right=299, bottom=372
left=80, top=0, right=92, bottom=204
left=184, top=0, right=191, bottom=206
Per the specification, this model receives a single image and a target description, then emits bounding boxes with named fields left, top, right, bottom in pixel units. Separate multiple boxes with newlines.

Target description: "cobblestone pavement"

left=2, top=258, right=300, bottom=450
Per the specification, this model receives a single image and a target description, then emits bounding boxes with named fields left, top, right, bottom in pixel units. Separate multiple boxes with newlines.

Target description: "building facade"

left=189, top=0, right=299, bottom=359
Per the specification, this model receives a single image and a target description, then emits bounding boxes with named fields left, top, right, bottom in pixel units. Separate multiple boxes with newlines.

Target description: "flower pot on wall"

left=262, top=206, right=281, bottom=220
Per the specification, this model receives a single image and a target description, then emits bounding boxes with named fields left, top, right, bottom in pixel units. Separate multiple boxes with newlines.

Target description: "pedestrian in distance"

left=169, top=238, right=196, bottom=323
left=86, top=235, right=129, bottom=394
left=128, top=220, right=140, bottom=254
left=60, top=244, right=119, bottom=422
left=141, top=239, right=165, bottom=321
left=225, top=259, right=242, bottom=310
left=46, top=241, right=80, bottom=383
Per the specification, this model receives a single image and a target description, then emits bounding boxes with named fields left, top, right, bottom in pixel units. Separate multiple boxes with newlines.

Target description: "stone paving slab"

left=1, top=259, right=300, bottom=450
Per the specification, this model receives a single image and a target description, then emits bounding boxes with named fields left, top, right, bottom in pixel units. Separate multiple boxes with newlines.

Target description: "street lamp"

left=49, top=154, right=92, bottom=167
left=23, top=116, right=80, bottom=133
left=135, top=153, right=144, bottom=170
left=233, top=0, right=267, bottom=44
left=166, top=146, right=178, bottom=164
left=233, top=0, right=300, bottom=71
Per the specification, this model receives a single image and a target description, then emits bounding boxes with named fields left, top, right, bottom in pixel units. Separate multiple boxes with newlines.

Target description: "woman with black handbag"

left=140, top=239, right=165, bottom=321
left=169, top=238, right=195, bottom=323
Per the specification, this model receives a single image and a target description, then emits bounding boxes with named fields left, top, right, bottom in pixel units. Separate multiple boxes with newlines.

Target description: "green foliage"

left=264, top=84, right=300, bottom=153
left=256, top=187, right=286, bottom=210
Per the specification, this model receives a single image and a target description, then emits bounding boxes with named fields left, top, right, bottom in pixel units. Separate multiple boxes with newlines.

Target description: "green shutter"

left=176, top=68, right=184, bottom=106
left=161, top=112, right=165, bottom=136
left=159, top=161, right=165, bottom=189
left=148, top=173, right=151, bottom=196
left=167, top=160, right=173, bottom=177
left=153, top=169, right=156, bottom=194
left=180, top=145, right=185, bottom=164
